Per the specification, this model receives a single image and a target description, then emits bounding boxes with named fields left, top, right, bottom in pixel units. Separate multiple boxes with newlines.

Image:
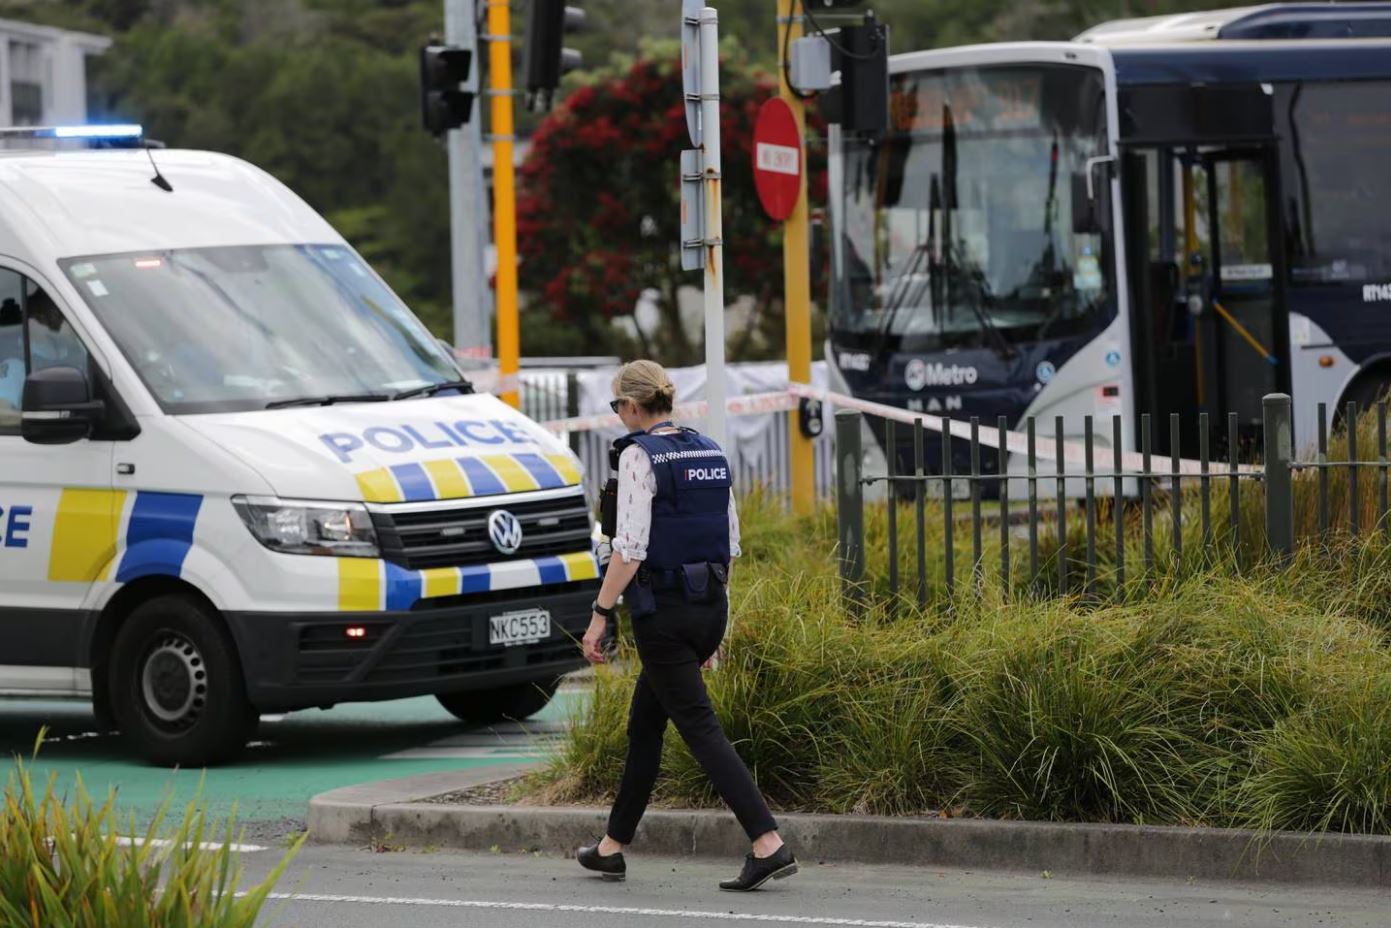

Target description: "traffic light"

left=823, top=15, right=888, bottom=134
left=419, top=42, right=474, bottom=135
left=524, top=0, right=585, bottom=112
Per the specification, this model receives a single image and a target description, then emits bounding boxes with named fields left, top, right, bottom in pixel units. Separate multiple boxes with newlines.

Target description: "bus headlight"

left=232, top=496, right=379, bottom=557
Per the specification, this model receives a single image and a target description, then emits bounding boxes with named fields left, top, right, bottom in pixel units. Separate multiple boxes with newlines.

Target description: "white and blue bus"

left=826, top=3, right=1391, bottom=480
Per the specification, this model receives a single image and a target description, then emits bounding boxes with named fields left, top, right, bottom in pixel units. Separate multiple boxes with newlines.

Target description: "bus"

left=825, top=3, right=1391, bottom=484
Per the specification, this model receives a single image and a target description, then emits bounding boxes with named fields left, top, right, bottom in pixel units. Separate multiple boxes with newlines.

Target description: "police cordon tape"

left=536, top=380, right=1252, bottom=478
left=538, top=390, right=798, bottom=435
left=792, top=383, right=1263, bottom=476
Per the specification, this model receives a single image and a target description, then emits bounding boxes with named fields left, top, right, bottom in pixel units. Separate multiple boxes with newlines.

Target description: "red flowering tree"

left=517, top=44, right=823, bottom=364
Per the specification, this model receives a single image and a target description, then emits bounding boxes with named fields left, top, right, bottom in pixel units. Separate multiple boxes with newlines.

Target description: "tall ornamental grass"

left=532, top=484, right=1391, bottom=834
left=1, top=754, right=299, bottom=927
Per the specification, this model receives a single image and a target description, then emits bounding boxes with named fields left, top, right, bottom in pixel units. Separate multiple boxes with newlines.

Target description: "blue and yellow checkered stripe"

left=354, top=452, right=582, bottom=504
left=337, top=550, right=600, bottom=612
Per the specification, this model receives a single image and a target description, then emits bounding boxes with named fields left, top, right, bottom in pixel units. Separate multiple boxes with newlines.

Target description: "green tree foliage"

left=0, top=0, right=456, bottom=334
left=516, top=42, right=827, bottom=364
left=0, top=0, right=1234, bottom=350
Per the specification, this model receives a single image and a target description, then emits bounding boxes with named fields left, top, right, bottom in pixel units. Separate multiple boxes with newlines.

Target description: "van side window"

left=0, top=270, right=90, bottom=433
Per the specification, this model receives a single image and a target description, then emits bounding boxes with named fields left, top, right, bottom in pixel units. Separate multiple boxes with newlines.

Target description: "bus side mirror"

left=1071, top=174, right=1101, bottom=234
left=1072, top=154, right=1117, bottom=235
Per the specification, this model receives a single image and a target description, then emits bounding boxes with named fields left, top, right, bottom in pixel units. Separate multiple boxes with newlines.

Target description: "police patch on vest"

left=679, top=463, right=731, bottom=487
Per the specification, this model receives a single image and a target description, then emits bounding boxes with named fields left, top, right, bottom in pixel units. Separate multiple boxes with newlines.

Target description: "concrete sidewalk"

left=306, top=766, right=1391, bottom=888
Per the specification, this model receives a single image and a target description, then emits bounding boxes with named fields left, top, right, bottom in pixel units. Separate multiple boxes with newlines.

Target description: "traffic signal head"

left=823, top=17, right=889, bottom=134
left=525, top=0, right=585, bottom=112
left=419, top=43, right=474, bottom=135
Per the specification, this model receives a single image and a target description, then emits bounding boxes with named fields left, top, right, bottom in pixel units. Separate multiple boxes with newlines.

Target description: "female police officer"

left=577, top=360, right=798, bottom=892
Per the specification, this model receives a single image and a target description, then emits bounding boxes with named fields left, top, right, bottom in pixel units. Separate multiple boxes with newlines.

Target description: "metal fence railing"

left=835, top=393, right=1391, bottom=611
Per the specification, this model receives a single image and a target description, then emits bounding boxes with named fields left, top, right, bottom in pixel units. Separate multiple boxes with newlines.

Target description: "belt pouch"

left=679, top=562, right=714, bottom=603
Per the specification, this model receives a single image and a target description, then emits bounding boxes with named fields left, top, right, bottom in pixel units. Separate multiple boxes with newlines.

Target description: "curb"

left=307, top=769, right=1391, bottom=887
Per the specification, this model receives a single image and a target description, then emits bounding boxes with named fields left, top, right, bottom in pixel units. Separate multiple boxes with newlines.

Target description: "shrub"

left=0, top=753, right=299, bottom=928
left=530, top=495, right=1391, bottom=834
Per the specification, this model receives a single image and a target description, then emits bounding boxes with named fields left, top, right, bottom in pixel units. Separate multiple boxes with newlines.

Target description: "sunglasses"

left=609, top=398, right=626, bottom=414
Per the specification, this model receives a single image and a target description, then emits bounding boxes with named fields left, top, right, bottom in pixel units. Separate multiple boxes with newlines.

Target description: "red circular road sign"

left=752, top=98, right=802, bottom=222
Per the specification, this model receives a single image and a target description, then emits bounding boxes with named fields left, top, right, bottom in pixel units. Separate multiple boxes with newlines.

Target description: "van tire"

left=436, top=675, right=561, bottom=725
left=109, top=595, right=257, bottom=767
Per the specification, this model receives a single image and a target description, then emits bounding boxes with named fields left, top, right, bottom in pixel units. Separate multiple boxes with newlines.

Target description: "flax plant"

left=1, top=749, right=299, bottom=928
left=531, top=470, right=1391, bottom=834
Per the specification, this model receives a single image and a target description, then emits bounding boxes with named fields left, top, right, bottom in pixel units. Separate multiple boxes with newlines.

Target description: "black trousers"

left=606, top=587, right=779, bottom=845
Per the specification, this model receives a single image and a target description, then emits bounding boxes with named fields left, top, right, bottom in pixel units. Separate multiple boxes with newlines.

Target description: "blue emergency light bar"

left=0, top=124, right=144, bottom=142
left=54, top=124, right=143, bottom=139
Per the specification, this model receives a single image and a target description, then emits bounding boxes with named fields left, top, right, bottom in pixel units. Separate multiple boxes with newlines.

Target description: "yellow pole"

left=488, top=0, right=520, bottom=409
left=779, top=0, right=815, bottom=515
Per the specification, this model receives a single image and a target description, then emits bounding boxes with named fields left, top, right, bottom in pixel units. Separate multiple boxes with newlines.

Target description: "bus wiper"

left=872, top=242, right=932, bottom=357
left=266, top=393, right=391, bottom=409
left=958, top=273, right=1017, bottom=361
left=391, top=379, right=475, bottom=401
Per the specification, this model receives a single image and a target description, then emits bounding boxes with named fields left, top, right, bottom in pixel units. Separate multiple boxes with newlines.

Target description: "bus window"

left=1279, top=80, right=1391, bottom=285
left=1214, top=160, right=1272, bottom=284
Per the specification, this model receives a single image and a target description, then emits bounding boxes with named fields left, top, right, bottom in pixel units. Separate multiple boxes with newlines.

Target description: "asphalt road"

left=0, top=689, right=579, bottom=840
left=243, top=844, right=1391, bottom=928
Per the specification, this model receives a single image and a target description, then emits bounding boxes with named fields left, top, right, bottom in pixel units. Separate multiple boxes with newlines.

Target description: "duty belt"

left=638, top=562, right=729, bottom=590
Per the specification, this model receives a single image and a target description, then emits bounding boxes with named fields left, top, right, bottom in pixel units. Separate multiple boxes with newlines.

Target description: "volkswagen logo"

left=487, top=510, right=524, bottom=556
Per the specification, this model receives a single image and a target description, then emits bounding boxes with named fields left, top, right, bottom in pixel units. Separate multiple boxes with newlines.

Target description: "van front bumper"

left=226, top=580, right=598, bottom=711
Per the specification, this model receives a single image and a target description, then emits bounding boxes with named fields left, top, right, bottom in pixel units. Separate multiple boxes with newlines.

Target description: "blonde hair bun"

left=612, top=359, right=676, bottom=415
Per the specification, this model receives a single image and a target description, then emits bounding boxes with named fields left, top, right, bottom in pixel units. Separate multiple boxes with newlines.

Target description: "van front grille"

left=371, top=494, right=593, bottom=571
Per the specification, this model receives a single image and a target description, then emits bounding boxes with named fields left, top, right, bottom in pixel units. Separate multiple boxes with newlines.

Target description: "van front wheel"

left=109, top=595, right=257, bottom=767
left=436, top=676, right=561, bottom=725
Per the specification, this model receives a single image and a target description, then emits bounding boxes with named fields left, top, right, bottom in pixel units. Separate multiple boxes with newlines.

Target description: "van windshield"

left=61, top=245, right=460, bottom=414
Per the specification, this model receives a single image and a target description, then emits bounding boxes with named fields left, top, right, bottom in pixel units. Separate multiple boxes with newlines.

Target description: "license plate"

left=488, top=609, right=551, bottom=647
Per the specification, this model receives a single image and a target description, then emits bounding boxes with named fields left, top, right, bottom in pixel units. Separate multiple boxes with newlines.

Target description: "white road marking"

left=380, top=729, right=565, bottom=760
left=115, top=836, right=267, bottom=853
left=256, top=892, right=980, bottom=928
left=380, top=746, right=556, bottom=760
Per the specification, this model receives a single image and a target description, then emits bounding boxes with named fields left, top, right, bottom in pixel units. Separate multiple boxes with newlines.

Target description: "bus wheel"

left=1337, top=374, right=1391, bottom=428
left=109, top=595, right=257, bottom=767
left=436, top=675, right=561, bottom=726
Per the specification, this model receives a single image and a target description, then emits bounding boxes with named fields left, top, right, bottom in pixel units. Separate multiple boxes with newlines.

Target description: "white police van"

left=0, top=126, right=598, bottom=765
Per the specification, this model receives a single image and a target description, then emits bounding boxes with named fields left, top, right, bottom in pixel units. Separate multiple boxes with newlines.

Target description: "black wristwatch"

left=592, top=600, right=616, bottom=619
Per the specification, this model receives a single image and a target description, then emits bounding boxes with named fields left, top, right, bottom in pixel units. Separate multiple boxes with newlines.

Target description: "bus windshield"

left=832, top=64, right=1114, bottom=351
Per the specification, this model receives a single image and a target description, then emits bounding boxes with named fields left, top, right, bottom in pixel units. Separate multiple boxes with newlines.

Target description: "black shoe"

left=719, top=845, right=798, bottom=892
left=577, top=843, right=626, bottom=882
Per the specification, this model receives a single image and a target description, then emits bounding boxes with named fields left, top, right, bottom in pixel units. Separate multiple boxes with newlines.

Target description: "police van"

left=0, top=126, right=598, bottom=766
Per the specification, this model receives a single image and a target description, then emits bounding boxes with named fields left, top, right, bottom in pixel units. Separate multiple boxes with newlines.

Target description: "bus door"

left=1195, top=147, right=1291, bottom=439
left=1123, top=144, right=1290, bottom=455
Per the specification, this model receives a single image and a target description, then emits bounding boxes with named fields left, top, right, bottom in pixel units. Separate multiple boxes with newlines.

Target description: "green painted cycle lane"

left=2, top=691, right=583, bottom=835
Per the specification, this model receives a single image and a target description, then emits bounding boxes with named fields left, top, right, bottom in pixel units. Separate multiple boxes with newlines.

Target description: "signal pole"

left=445, top=0, right=491, bottom=360
left=699, top=6, right=728, bottom=449
left=778, top=0, right=815, bottom=514
left=486, top=0, right=521, bottom=408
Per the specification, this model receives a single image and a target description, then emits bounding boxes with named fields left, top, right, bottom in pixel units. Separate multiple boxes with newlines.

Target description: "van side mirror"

left=21, top=366, right=104, bottom=445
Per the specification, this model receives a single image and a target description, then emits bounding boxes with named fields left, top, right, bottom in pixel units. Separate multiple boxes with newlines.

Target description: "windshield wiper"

left=266, top=393, right=391, bottom=409
left=958, top=273, right=1017, bottom=361
left=391, top=379, right=475, bottom=401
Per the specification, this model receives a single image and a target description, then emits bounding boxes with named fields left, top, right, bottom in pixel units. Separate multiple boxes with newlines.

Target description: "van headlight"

left=232, top=496, right=379, bottom=557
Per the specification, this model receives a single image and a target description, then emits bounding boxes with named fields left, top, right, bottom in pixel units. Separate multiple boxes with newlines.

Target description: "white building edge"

left=0, top=17, right=110, bottom=127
